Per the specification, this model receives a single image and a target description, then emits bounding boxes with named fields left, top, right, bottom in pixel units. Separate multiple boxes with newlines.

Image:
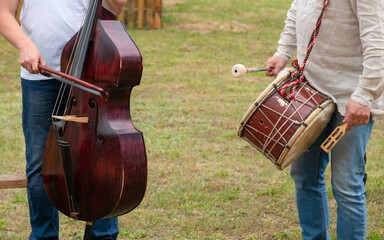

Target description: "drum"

left=237, top=69, right=335, bottom=170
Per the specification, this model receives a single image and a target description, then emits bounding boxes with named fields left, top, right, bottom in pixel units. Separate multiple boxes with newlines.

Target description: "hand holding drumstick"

left=321, top=98, right=371, bottom=152
left=343, top=99, right=371, bottom=132
left=265, top=56, right=288, bottom=77
left=232, top=56, right=287, bottom=78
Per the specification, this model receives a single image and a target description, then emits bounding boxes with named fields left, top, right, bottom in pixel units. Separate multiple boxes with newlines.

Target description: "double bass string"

left=70, top=0, right=98, bottom=78
left=51, top=1, right=98, bottom=122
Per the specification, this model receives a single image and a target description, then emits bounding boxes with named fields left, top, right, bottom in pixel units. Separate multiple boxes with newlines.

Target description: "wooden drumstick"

left=320, top=123, right=347, bottom=153
left=232, top=64, right=270, bottom=78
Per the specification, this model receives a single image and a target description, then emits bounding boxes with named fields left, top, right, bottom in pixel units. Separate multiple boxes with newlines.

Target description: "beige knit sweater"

left=274, top=0, right=384, bottom=119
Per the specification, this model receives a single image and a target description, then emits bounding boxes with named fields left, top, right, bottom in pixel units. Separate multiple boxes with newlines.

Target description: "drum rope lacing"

left=262, top=86, right=313, bottom=158
left=279, top=0, right=329, bottom=101
left=245, top=81, right=322, bottom=163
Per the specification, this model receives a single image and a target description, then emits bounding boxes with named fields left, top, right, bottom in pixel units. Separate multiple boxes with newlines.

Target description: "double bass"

left=41, top=0, right=147, bottom=225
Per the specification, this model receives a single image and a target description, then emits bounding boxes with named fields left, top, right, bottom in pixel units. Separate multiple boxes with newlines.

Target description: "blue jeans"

left=21, top=79, right=119, bottom=240
left=290, top=110, right=373, bottom=240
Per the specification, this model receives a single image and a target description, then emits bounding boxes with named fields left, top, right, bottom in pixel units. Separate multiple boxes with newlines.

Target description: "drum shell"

left=238, top=70, right=335, bottom=170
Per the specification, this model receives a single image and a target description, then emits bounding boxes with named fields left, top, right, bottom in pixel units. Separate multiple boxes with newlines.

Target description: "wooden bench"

left=0, top=174, right=27, bottom=189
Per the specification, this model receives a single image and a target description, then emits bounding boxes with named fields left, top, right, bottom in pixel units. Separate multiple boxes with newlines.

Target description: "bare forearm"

left=102, top=0, right=127, bottom=15
left=0, top=0, right=33, bottom=52
left=0, top=0, right=45, bottom=73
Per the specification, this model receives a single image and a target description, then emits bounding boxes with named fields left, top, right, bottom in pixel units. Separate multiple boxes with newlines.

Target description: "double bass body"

left=42, top=5, right=147, bottom=221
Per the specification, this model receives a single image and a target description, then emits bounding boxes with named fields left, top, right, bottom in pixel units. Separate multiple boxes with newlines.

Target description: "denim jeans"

left=290, top=110, right=373, bottom=240
left=21, top=79, right=119, bottom=240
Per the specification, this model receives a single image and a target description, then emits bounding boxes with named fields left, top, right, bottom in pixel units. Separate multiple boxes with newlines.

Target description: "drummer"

left=265, top=0, right=384, bottom=239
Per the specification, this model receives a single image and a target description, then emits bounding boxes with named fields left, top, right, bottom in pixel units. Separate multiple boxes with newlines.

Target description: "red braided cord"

left=279, top=0, right=329, bottom=101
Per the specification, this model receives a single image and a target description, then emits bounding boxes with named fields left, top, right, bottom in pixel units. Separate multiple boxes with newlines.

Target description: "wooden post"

left=153, top=0, right=162, bottom=29
left=117, top=0, right=162, bottom=29
left=127, top=0, right=135, bottom=28
left=146, top=0, right=153, bottom=29
left=117, top=10, right=125, bottom=22
left=16, top=0, right=22, bottom=25
left=137, top=0, right=145, bottom=29
left=0, top=174, right=28, bottom=189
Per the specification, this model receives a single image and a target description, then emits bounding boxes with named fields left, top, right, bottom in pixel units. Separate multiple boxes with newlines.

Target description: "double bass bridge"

left=52, top=115, right=89, bottom=123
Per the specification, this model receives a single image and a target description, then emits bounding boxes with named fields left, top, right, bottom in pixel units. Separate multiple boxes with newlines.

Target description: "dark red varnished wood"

left=42, top=5, right=147, bottom=221
left=242, top=76, right=328, bottom=161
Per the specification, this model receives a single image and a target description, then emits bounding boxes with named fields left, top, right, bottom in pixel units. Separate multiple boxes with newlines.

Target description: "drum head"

left=276, top=100, right=335, bottom=169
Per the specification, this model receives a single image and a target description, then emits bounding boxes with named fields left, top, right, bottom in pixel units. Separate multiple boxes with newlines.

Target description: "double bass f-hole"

left=53, top=96, right=105, bottom=145
left=88, top=98, right=105, bottom=145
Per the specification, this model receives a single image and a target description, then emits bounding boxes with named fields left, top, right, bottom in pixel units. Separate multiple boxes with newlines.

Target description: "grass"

left=1, top=0, right=383, bottom=239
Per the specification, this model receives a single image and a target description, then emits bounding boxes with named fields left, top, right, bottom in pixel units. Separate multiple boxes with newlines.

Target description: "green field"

left=1, top=0, right=383, bottom=239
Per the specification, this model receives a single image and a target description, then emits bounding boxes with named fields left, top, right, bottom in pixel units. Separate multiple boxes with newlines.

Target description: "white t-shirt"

left=20, top=0, right=89, bottom=80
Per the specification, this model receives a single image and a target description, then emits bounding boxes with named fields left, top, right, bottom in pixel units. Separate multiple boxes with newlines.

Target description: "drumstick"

left=232, top=64, right=271, bottom=78
left=320, top=123, right=347, bottom=153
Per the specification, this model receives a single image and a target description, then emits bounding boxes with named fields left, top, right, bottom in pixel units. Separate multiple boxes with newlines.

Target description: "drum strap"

left=279, top=0, right=329, bottom=101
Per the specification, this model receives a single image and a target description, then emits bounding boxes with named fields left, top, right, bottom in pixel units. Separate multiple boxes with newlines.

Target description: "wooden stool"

left=0, top=174, right=28, bottom=189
